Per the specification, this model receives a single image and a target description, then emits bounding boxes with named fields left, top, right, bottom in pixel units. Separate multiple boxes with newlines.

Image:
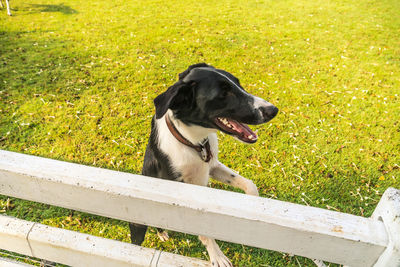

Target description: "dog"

left=129, top=63, right=278, bottom=267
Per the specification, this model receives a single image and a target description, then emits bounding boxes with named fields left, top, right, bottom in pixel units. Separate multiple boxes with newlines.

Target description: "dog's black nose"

left=260, top=105, right=279, bottom=119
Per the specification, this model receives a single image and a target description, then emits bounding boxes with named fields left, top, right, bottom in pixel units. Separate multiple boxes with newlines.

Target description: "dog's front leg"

left=210, top=162, right=259, bottom=196
left=203, top=162, right=257, bottom=266
left=199, top=235, right=233, bottom=267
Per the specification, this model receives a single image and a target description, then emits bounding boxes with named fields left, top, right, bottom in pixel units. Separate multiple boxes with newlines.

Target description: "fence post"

left=372, top=187, right=400, bottom=267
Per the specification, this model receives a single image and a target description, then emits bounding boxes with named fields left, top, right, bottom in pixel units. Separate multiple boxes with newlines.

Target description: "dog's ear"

left=154, top=81, right=192, bottom=119
left=178, top=63, right=214, bottom=80
left=154, top=63, right=211, bottom=119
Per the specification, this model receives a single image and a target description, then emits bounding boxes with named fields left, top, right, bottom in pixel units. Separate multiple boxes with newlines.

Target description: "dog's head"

left=154, top=63, right=278, bottom=143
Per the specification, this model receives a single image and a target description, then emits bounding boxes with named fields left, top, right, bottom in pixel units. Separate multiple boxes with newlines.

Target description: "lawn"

left=0, top=0, right=399, bottom=266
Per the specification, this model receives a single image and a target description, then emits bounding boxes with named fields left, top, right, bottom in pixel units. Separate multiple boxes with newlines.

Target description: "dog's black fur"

left=129, top=63, right=278, bottom=265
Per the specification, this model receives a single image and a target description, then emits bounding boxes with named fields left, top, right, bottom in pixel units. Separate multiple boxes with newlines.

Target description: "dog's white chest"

left=156, top=115, right=219, bottom=186
left=166, top=141, right=216, bottom=186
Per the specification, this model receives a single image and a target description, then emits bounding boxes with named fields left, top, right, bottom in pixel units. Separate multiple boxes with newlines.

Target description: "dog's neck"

left=166, top=110, right=216, bottom=145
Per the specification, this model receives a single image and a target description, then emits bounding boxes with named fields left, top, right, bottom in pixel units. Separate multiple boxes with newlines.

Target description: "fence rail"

left=0, top=215, right=208, bottom=266
left=0, top=150, right=399, bottom=266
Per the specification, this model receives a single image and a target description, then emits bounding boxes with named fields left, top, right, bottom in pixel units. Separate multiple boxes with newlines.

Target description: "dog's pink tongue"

left=230, top=120, right=258, bottom=143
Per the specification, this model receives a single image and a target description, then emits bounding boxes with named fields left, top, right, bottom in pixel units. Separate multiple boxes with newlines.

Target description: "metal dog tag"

left=198, top=138, right=211, bottom=162
left=200, top=147, right=208, bottom=161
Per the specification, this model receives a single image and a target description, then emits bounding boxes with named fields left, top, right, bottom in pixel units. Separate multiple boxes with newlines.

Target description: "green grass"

left=1, top=0, right=399, bottom=266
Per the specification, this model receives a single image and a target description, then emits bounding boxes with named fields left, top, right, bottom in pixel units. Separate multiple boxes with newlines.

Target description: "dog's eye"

left=219, top=83, right=231, bottom=98
left=219, top=83, right=231, bottom=93
left=221, top=83, right=230, bottom=90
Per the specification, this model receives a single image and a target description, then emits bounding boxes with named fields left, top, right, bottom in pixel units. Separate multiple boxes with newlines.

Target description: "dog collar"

left=165, top=115, right=212, bottom=162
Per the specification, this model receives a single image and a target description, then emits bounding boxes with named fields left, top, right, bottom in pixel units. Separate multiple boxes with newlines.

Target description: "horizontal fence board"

left=0, top=215, right=209, bottom=267
left=0, top=150, right=389, bottom=266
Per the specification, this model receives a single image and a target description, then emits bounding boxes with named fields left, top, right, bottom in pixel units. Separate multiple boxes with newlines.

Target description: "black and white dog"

left=129, top=63, right=278, bottom=267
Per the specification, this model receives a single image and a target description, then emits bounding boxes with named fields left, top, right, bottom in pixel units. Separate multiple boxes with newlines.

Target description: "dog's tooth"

left=218, top=117, right=235, bottom=129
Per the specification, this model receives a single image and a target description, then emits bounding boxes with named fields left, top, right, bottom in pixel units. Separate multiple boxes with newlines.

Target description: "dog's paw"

left=157, top=230, right=169, bottom=242
left=209, top=249, right=233, bottom=267
left=244, top=181, right=259, bottom=196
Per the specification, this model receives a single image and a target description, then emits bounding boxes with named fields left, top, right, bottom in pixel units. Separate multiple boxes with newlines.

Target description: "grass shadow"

left=28, top=3, right=78, bottom=14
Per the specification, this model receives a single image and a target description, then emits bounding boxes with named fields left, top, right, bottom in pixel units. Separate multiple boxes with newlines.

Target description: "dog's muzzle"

left=259, top=105, right=279, bottom=122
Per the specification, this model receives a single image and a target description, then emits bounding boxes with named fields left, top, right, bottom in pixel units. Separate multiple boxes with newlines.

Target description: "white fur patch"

left=156, top=110, right=219, bottom=186
left=252, top=95, right=274, bottom=109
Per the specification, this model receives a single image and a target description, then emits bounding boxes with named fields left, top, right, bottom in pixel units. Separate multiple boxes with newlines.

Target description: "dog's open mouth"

left=215, top=117, right=258, bottom=144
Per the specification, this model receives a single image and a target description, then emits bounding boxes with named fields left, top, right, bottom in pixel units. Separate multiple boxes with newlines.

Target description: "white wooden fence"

left=0, top=150, right=398, bottom=266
